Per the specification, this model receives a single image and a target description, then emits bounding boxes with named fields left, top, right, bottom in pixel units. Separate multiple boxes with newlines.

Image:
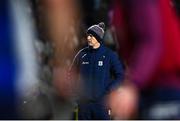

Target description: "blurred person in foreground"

left=0, top=1, right=18, bottom=119
left=108, top=0, right=180, bottom=119
left=69, top=22, right=125, bottom=120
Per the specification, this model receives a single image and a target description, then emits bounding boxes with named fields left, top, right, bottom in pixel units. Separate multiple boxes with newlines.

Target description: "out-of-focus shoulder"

left=75, top=46, right=89, bottom=57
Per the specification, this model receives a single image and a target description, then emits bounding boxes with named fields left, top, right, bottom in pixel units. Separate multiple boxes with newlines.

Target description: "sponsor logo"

left=82, top=61, right=89, bottom=65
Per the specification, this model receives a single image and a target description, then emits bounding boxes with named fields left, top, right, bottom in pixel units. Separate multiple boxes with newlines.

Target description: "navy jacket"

left=70, top=44, right=125, bottom=102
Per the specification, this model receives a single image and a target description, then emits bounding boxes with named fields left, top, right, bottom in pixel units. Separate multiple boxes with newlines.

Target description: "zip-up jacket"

left=70, top=44, right=125, bottom=102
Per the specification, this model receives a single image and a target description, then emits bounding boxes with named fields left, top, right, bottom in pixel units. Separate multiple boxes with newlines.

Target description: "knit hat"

left=87, top=22, right=105, bottom=42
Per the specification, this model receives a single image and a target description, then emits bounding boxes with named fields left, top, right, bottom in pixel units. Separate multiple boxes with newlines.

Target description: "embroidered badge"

left=98, top=61, right=103, bottom=66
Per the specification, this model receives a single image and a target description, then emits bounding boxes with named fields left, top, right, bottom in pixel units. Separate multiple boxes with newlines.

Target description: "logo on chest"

left=98, top=61, right=103, bottom=66
left=82, top=61, right=89, bottom=65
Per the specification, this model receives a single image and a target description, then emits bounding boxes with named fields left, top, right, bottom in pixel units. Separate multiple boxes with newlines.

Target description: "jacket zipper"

left=92, top=51, right=96, bottom=100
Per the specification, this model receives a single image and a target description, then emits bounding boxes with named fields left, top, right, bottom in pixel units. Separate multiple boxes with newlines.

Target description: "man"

left=69, top=22, right=125, bottom=119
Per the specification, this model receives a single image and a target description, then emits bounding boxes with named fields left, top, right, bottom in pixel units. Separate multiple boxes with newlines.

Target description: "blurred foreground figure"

left=0, top=0, right=83, bottom=119
left=9, top=0, right=81, bottom=119
left=42, top=0, right=82, bottom=119
left=108, top=0, right=180, bottom=119
left=0, top=1, right=18, bottom=119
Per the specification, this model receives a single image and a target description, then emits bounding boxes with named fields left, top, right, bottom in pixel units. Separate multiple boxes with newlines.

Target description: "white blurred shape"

left=149, top=102, right=180, bottom=119
left=10, top=0, right=39, bottom=97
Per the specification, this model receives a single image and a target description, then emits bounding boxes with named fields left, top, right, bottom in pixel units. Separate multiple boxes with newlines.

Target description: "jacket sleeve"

left=122, top=0, right=163, bottom=89
left=106, top=52, right=125, bottom=93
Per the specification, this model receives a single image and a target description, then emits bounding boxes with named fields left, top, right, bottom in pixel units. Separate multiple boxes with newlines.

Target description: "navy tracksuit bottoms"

left=78, top=102, right=110, bottom=120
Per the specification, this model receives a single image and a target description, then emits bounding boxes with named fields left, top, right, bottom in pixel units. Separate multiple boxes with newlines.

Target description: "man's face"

left=87, top=34, right=98, bottom=46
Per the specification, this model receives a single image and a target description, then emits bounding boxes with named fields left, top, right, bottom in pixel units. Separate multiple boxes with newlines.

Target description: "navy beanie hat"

left=87, top=22, right=105, bottom=42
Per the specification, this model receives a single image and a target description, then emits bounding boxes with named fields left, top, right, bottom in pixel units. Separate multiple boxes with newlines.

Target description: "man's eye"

left=87, top=34, right=93, bottom=38
left=89, top=34, right=93, bottom=37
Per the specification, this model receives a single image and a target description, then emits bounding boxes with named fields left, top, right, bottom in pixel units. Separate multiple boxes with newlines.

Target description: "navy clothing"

left=78, top=101, right=110, bottom=120
left=0, top=1, right=18, bottom=119
left=70, top=44, right=124, bottom=119
left=71, top=44, right=125, bottom=102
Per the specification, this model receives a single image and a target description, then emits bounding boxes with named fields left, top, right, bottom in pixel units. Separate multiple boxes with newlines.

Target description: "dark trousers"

left=78, top=101, right=110, bottom=120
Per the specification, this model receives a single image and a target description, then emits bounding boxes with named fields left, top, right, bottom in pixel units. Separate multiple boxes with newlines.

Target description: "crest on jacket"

left=98, top=61, right=103, bottom=66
